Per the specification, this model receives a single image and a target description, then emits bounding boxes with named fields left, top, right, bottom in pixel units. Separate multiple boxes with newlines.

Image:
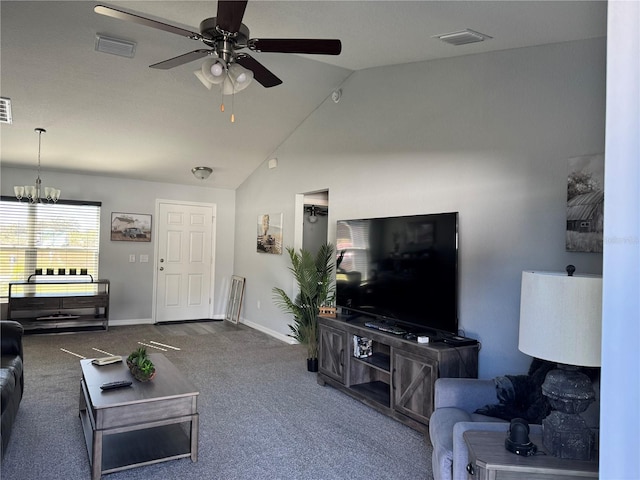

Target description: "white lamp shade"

left=518, top=270, right=602, bottom=367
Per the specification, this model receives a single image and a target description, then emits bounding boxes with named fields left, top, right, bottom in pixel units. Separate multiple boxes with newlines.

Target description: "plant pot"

left=127, top=360, right=156, bottom=382
left=130, top=366, right=156, bottom=382
left=307, top=358, right=318, bottom=372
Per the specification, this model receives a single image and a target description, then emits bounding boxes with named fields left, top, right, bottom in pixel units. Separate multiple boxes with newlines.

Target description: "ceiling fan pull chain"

left=230, top=92, right=236, bottom=123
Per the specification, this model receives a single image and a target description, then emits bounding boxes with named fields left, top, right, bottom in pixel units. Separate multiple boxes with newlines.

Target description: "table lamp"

left=518, top=265, right=602, bottom=460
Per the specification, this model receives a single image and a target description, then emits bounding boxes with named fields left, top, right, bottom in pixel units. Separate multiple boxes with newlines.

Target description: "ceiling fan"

left=94, top=1, right=342, bottom=89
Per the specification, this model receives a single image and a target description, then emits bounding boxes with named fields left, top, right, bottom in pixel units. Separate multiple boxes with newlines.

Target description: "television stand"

left=317, top=314, right=479, bottom=433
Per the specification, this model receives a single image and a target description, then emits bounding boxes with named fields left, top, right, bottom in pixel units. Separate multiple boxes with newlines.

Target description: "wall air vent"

left=0, top=97, right=13, bottom=124
left=433, top=29, right=492, bottom=46
left=95, top=35, right=137, bottom=58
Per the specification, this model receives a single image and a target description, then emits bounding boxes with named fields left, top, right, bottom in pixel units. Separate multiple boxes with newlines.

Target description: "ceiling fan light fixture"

left=192, top=166, right=213, bottom=180
left=227, top=63, right=253, bottom=92
left=201, top=58, right=227, bottom=84
left=194, top=70, right=214, bottom=90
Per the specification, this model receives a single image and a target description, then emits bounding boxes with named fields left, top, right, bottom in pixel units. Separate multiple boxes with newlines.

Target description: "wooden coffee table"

left=79, top=353, right=199, bottom=480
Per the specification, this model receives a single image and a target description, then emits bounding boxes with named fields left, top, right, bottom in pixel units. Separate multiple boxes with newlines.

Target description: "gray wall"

left=1, top=168, right=236, bottom=323
left=234, top=38, right=606, bottom=379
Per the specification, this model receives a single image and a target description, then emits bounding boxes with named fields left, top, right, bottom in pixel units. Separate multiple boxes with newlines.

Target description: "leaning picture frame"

left=111, top=212, right=152, bottom=242
left=225, top=276, right=246, bottom=324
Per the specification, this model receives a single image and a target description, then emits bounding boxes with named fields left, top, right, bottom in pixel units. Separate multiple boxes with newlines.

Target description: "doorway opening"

left=303, top=191, right=329, bottom=253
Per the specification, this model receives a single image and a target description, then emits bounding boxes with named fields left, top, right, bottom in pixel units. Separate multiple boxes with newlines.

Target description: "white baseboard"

left=109, top=318, right=154, bottom=327
left=240, top=317, right=298, bottom=345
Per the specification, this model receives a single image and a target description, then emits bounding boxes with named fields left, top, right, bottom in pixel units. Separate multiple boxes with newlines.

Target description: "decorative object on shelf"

left=126, top=347, right=156, bottom=382
left=319, top=306, right=337, bottom=318
left=273, top=243, right=335, bottom=371
left=110, top=212, right=152, bottom=242
left=518, top=265, right=602, bottom=460
left=353, top=335, right=373, bottom=359
left=257, top=213, right=283, bottom=255
left=14, top=128, right=61, bottom=203
left=191, top=166, right=213, bottom=180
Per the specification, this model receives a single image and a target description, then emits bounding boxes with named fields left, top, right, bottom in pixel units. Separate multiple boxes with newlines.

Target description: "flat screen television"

left=335, top=212, right=458, bottom=336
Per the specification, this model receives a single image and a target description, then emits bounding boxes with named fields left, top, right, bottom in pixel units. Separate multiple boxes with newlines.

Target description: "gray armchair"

left=429, top=378, right=522, bottom=480
left=429, top=375, right=599, bottom=480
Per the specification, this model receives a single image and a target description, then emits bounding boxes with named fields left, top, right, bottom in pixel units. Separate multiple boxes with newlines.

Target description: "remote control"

left=92, top=355, right=123, bottom=366
left=100, top=380, right=132, bottom=390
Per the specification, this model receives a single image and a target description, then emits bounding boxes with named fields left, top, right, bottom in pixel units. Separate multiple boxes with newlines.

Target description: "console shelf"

left=7, top=279, right=110, bottom=332
left=318, top=315, right=479, bottom=432
left=353, top=352, right=391, bottom=372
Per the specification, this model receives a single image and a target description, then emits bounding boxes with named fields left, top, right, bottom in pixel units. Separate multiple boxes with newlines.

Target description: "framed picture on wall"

left=257, top=213, right=283, bottom=254
left=111, top=212, right=152, bottom=242
left=566, top=154, right=604, bottom=253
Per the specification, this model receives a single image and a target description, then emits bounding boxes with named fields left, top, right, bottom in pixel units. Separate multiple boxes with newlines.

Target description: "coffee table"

left=79, top=353, right=199, bottom=480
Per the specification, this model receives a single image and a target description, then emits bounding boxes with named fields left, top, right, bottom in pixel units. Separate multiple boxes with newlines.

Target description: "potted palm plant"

left=273, top=243, right=335, bottom=372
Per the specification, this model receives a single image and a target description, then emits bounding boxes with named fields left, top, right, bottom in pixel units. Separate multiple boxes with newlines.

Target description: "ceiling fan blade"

left=216, top=0, right=249, bottom=33
left=236, top=55, right=282, bottom=88
left=94, top=5, right=201, bottom=40
left=249, top=38, right=342, bottom=55
left=150, top=50, right=211, bottom=70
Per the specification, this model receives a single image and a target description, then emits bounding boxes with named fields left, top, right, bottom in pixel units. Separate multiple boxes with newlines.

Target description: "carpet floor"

left=1, top=322, right=433, bottom=479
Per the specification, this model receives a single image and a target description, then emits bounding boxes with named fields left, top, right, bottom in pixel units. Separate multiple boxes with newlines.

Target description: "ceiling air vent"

left=433, top=29, right=492, bottom=46
left=95, top=35, right=137, bottom=58
left=0, top=97, right=13, bottom=124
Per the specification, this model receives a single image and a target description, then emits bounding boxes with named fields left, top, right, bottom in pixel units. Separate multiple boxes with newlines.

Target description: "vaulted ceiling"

left=0, top=1, right=607, bottom=189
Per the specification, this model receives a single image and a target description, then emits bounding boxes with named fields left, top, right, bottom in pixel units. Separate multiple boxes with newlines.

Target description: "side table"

left=464, top=430, right=598, bottom=480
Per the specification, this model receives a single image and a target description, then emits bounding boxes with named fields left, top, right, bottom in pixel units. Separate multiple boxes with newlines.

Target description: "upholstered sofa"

left=1, top=321, right=24, bottom=460
left=429, top=367, right=600, bottom=480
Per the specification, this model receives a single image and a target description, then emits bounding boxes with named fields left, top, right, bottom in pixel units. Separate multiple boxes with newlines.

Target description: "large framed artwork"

left=111, top=212, right=152, bottom=242
left=257, top=213, right=283, bottom=254
left=566, top=154, right=604, bottom=253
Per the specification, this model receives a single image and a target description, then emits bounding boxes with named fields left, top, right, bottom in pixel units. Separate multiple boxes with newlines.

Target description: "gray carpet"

left=1, top=322, right=433, bottom=479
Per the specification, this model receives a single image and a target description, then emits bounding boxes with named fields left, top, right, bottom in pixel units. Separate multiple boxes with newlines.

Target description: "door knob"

left=160, top=258, right=164, bottom=263
left=159, top=267, right=164, bottom=271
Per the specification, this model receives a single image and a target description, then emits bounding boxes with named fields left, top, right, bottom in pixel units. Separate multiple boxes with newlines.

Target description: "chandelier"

left=14, top=128, right=61, bottom=203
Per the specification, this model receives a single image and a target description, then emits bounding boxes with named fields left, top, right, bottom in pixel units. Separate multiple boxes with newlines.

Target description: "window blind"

left=0, top=197, right=101, bottom=298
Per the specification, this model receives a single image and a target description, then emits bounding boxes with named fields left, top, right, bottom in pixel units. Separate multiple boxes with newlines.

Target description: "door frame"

left=152, top=199, right=217, bottom=323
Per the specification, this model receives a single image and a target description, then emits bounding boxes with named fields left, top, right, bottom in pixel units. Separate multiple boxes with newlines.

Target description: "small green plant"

left=126, top=347, right=156, bottom=381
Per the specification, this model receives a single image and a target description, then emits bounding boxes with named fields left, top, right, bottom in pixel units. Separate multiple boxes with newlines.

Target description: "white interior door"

left=155, top=201, right=215, bottom=322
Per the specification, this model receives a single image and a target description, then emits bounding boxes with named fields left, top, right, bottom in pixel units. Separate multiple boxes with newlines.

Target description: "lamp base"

left=542, top=411, right=596, bottom=460
left=541, top=367, right=597, bottom=461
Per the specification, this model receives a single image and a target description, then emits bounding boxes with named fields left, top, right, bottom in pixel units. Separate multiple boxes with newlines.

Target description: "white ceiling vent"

left=0, top=97, right=13, bottom=124
left=95, top=35, right=137, bottom=58
left=433, top=29, right=492, bottom=46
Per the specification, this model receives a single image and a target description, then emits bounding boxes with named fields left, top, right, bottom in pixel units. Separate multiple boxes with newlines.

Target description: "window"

left=0, top=197, right=101, bottom=298
left=336, top=220, right=371, bottom=281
